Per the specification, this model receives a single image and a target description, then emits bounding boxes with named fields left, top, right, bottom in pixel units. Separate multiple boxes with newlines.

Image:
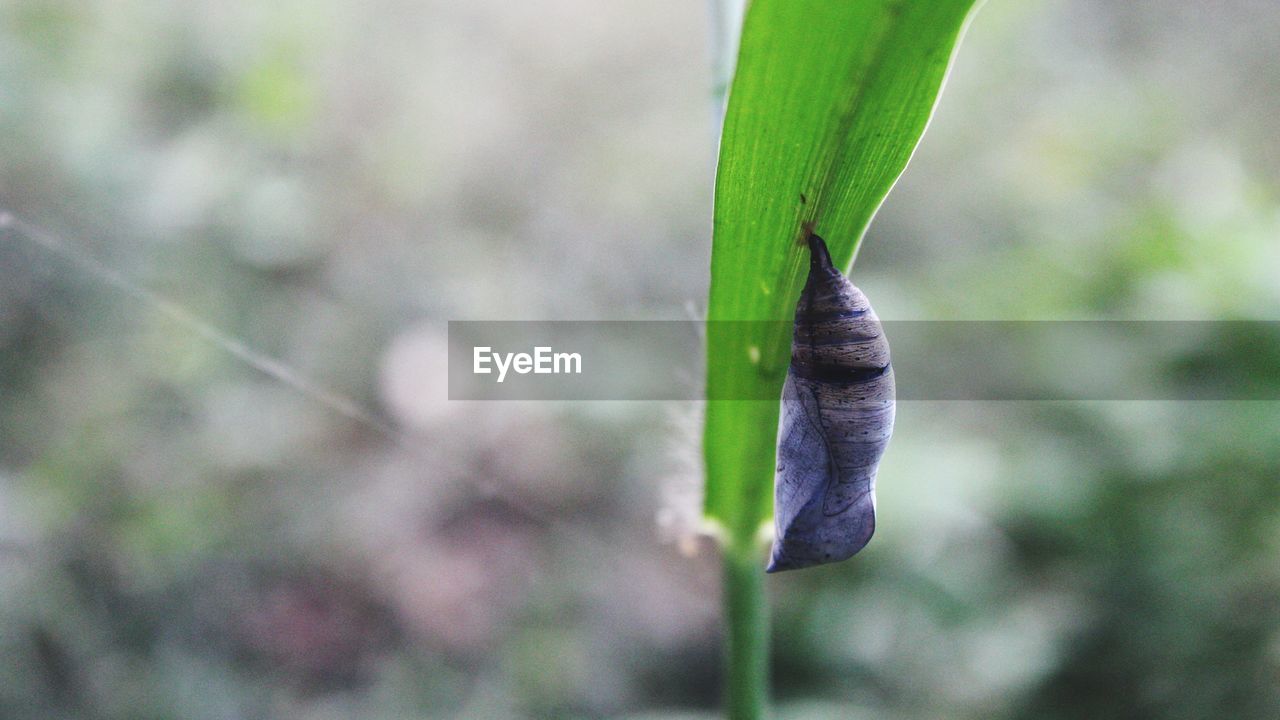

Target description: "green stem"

left=723, top=540, right=769, bottom=720
left=707, top=0, right=745, bottom=128
left=710, top=3, right=766, bottom=718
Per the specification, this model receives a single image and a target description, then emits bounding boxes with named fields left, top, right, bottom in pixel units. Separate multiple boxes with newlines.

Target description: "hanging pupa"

left=768, top=233, right=895, bottom=573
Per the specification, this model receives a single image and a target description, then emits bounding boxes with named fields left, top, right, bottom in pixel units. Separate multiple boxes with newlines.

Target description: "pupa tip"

left=806, top=232, right=837, bottom=276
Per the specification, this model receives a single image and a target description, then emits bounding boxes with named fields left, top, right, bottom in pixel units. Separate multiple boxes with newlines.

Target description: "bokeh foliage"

left=1, top=0, right=1278, bottom=718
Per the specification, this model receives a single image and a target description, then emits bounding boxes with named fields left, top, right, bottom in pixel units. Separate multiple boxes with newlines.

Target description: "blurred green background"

left=2, top=1, right=1279, bottom=718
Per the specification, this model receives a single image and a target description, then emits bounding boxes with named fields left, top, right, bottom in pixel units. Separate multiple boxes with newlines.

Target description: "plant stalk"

left=723, top=540, right=769, bottom=720
left=710, top=2, right=767, bottom=718
left=707, top=0, right=745, bottom=132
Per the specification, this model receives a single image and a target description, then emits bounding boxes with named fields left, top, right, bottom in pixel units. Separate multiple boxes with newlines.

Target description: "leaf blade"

left=704, top=0, right=981, bottom=543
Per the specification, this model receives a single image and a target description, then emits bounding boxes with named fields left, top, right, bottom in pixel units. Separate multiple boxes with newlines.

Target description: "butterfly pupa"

left=767, top=233, right=895, bottom=573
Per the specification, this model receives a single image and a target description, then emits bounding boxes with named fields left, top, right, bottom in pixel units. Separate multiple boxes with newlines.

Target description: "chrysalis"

left=767, top=233, right=895, bottom=573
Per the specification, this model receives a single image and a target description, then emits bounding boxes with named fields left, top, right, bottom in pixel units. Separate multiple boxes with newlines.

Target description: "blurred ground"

left=1, top=0, right=1279, bottom=718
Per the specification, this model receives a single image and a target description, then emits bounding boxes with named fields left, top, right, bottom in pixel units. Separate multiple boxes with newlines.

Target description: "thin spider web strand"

left=0, top=211, right=406, bottom=442
left=0, top=209, right=649, bottom=546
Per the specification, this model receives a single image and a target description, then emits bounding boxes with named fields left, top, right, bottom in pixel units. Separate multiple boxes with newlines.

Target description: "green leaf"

left=704, top=0, right=982, bottom=548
